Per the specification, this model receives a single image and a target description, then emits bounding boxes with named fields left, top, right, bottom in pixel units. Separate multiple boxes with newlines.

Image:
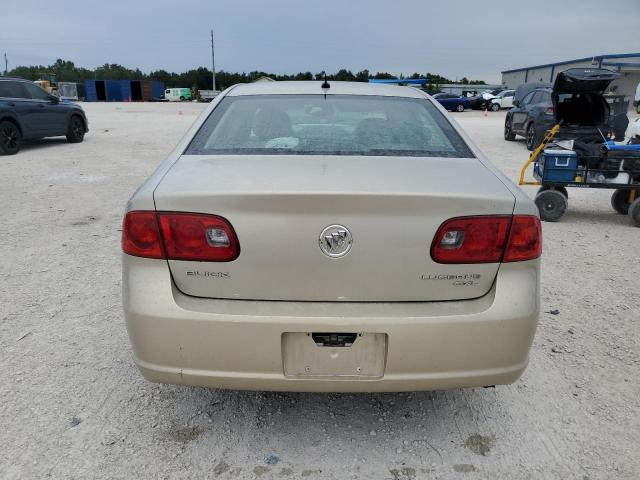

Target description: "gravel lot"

left=1, top=102, right=638, bottom=480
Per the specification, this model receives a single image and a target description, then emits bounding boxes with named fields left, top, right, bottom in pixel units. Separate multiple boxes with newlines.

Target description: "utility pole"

left=3, top=53, right=7, bottom=76
left=210, top=30, right=216, bottom=91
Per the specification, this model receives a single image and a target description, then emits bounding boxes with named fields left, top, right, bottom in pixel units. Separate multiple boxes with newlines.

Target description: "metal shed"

left=130, top=80, right=152, bottom=101
left=84, top=80, right=98, bottom=102
left=84, top=80, right=129, bottom=101
left=84, top=79, right=164, bottom=101
left=106, top=80, right=132, bottom=102
left=501, top=53, right=640, bottom=98
left=151, top=81, right=164, bottom=100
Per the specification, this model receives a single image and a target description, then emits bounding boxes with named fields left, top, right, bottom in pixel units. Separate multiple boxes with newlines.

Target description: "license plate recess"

left=282, top=332, right=387, bottom=379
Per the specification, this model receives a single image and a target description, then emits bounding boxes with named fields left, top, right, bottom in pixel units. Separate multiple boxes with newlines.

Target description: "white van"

left=164, top=88, right=192, bottom=102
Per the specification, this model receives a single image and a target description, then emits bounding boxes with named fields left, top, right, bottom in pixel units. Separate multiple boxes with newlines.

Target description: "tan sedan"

left=122, top=81, right=541, bottom=392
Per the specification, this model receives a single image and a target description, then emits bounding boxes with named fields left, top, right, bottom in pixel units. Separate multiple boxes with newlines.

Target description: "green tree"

left=6, top=59, right=488, bottom=92
left=355, top=69, right=370, bottom=82
left=333, top=69, right=356, bottom=81
left=371, top=72, right=395, bottom=79
left=426, top=72, right=452, bottom=84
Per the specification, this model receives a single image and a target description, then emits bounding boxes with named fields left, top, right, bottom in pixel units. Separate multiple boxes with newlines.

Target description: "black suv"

left=504, top=68, right=624, bottom=150
left=0, top=77, right=88, bottom=155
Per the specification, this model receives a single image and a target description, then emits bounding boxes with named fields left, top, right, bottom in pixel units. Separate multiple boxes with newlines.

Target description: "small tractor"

left=34, top=72, right=58, bottom=96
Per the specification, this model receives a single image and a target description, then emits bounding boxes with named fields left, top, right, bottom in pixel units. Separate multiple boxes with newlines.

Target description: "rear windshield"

left=185, top=94, right=474, bottom=158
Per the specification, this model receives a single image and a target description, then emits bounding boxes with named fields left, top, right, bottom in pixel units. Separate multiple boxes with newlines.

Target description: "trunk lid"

left=154, top=155, right=515, bottom=302
left=552, top=68, right=620, bottom=133
left=553, top=68, right=620, bottom=94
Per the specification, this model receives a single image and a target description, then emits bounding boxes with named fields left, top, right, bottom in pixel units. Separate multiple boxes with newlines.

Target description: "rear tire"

left=456, top=104, right=465, bottom=112
left=66, top=115, right=85, bottom=143
left=525, top=123, right=538, bottom=151
left=611, top=189, right=639, bottom=215
left=538, top=185, right=568, bottom=199
left=0, top=120, right=21, bottom=155
left=179, top=96, right=185, bottom=101
left=491, top=103, right=500, bottom=112
left=535, top=190, right=567, bottom=222
left=637, top=103, right=640, bottom=114
left=629, top=197, right=640, bottom=226
left=504, top=117, right=516, bottom=141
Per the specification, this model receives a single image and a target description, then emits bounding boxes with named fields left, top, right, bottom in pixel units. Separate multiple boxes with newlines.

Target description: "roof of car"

left=0, top=76, right=28, bottom=82
left=226, top=81, right=427, bottom=98
left=514, top=82, right=552, bottom=102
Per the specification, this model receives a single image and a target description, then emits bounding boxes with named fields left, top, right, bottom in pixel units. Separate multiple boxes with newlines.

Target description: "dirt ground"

left=1, top=102, right=638, bottom=480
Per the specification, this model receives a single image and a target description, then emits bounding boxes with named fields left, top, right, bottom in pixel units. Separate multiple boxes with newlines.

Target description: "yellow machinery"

left=34, top=73, right=58, bottom=95
left=519, top=123, right=640, bottom=226
left=518, top=123, right=561, bottom=186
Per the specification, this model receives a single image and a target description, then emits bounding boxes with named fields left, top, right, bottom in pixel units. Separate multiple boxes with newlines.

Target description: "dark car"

left=504, top=68, right=623, bottom=150
left=467, top=94, right=488, bottom=110
left=0, top=77, right=88, bottom=155
left=466, top=88, right=506, bottom=110
left=432, top=93, right=470, bottom=112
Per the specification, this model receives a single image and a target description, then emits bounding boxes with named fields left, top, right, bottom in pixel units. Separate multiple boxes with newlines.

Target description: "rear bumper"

left=123, top=256, right=539, bottom=392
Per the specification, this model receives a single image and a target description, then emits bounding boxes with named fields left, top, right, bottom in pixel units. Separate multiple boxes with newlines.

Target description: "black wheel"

left=535, top=190, right=567, bottom=222
left=66, top=115, right=85, bottom=143
left=179, top=96, right=185, bottom=101
left=637, top=103, right=640, bottom=114
left=525, top=123, right=538, bottom=151
left=491, top=103, right=500, bottom=112
left=504, top=116, right=515, bottom=141
left=611, top=189, right=640, bottom=215
left=0, top=120, right=21, bottom=155
left=456, top=104, right=465, bottom=112
left=629, top=197, right=640, bottom=227
left=538, top=185, right=568, bottom=199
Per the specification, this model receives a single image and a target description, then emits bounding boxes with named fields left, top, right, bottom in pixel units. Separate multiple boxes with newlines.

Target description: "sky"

left=1, top=0, right=639, bottom=83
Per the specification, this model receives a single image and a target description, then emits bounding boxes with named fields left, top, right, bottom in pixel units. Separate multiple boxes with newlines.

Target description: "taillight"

left=431, top=215, right=541, bottom=264
left=431, top=216, right=511, bottom=264
left=544, top=106, right=554, bottom=115
left=122, top=211, right=164, bottom=259
left=122, top=211, right=239, bottom=261
left=158, top=212, right=239, bottom=261
left=503, top=215, right=542, bottom=262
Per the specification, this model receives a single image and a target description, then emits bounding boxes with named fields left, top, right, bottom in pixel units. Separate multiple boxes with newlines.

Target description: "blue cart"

left=519, top=125, right=640, bottom=226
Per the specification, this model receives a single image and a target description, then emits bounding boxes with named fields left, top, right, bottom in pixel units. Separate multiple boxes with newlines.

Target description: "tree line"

left=6, top=59, right=486, bottom=91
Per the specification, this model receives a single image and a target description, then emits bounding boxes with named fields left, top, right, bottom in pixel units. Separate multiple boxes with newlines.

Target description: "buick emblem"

left=319, top=225, right=353, bottom=258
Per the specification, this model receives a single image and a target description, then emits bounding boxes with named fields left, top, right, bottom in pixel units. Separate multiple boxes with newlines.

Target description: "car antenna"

left=320, top=72, right=330, bottom=99
left=321, top=72, right=330, bottom=90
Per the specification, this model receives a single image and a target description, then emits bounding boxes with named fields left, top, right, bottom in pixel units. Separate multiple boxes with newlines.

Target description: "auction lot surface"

left=1, top=102, right=639, bottom=480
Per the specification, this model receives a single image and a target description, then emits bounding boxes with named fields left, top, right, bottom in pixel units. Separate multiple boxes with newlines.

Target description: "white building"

left=501, top=53, right=640, bottom=97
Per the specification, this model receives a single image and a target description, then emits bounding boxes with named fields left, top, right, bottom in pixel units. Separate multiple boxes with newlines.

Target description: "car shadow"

left=18, top=138, right=73, bottom=152
left=560, top=208, right=632, bottom=227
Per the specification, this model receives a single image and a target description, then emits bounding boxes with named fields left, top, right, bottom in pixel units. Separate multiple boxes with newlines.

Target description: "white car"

left=164, top=87, right=191, bottom=102
left=480, top=88, right=505, bottom=102
left=122, top=81, right=541, bottom=392
left=490, top=90, right=516, bottom=111
left=631, top=117, right=640, bottom=141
